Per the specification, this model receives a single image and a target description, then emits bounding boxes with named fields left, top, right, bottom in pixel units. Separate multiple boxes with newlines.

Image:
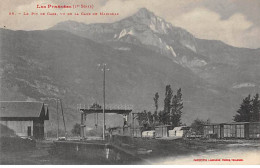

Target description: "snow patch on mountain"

left=232, top=83, right=256, bottom=89
left=114, top=47, right=131, bottom=51
left=185, top=44, right=197, bottom=52
left=166, top=45, right=177, bottom=57
left=149, top=16, right=169, bottom=34
left=180, top=56, right=207, bottom=68
left=149, top=22, right=157, bottom=32
left=118, top=28, right=135, bottom=39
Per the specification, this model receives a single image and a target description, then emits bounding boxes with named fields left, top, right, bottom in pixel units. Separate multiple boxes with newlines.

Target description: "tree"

left=158, top=110, right=164, bottom=124
left=190, top=119, right=210, bottom=135
left=71, top=123, right=81, bottom=136
left=153, top=111, right=159, bottom=125
left=162, top=85, right=173, bottom=124
left=170, top=88, right=183, bottom=127
left=90, top=102, right=101, bottom=109
left=153, top=92, right=159, bottom=124
left=251, top=93, right=260, bottom=122
left=147, top=111, right=154, bottom=125
left=136, top=110, right=151, bottom=131
left=137, top=86, right=185, bottom=128
left=234, top=94, right=252, bottom=122
left=153, top=92, right=159, bottom=112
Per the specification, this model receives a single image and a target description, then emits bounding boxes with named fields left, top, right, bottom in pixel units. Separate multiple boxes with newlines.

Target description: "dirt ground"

left=0, top=138, right=259, bottom=165
left=112, top=137, right=260, bottom=164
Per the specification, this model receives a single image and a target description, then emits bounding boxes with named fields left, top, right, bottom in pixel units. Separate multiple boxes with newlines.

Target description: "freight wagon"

left=203, top=122, right=260, bottom=139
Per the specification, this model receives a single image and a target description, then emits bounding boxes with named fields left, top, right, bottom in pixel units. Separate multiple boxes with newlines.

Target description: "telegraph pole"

left=98, top=63, right=109, bottom=140
left=59, top=99, right=67, bottom=140
left=56, top=99, right=59, bottom=139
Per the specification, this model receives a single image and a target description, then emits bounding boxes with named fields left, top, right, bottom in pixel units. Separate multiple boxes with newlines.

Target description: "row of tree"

left=70, top=94, right=260, bottom=137
left=136, top=85, right=184, bottom=130
left=234, top=93, right=260, bottom=122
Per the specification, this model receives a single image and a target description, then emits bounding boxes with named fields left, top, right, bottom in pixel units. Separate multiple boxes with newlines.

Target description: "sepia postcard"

left=0, top=0, right=260, bottom=165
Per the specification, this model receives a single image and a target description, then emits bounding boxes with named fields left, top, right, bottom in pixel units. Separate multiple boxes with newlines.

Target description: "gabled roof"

left=0, top=101, right=47, bottom=118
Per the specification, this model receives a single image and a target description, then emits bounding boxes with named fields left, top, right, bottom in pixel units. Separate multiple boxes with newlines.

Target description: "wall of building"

left=169, top=127, right=190, bottom=137
left=131, top=128, right=142, bottom=137
left=142, top=131, right=156, bottom=138
left=249, top=123, right=260, bottom=138
left=155, top=126, right=170, bottom=137
left=33, top=119, right=45, bottom=139
left=0, top=120, right=33, bottom=137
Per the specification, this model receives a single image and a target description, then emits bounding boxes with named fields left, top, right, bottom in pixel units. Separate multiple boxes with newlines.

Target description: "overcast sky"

left=1, top=0, right=260, bottom=49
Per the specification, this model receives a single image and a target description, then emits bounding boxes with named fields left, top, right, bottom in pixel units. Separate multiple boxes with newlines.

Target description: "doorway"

left=27, top=126, right=31, bottom=136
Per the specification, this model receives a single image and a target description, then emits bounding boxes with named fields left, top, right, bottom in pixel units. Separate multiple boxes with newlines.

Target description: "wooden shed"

left=203, top=123, right=222, bottom=139
left=155, top=125, right=171, bottom=138
left=0, top=101, right=49, bottom=139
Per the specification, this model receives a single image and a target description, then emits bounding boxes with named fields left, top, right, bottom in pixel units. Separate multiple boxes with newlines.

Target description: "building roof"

left=172, top=126, right=190, bottom=131
left=223, top=122, right=250, bottom=125
left=0, top=101, right=48, bottom=118
left=155, top=125, right=171, bottom=128
left=80, top=108, right=132, bottom=115
left=203, top=122, right=260, bottom=126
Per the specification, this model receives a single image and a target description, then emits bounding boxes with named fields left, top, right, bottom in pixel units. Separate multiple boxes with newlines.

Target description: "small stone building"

left=0, top=101, right=49, bottom=139
left=155, top=125, right=172, bottom=138
left=169, top=126, right=190, bottom=138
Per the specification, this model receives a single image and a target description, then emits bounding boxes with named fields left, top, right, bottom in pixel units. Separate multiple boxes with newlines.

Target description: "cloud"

left=0, top=0, right=197, bottom=30
left=171, top=7, right=259, bottom=48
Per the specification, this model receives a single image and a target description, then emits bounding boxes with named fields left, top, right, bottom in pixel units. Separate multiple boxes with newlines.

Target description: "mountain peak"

left=126, top=8, right=173, bottom=34
left=137, top=8, right=153, bottom=14
left=134, top=8, right=155, bottom=19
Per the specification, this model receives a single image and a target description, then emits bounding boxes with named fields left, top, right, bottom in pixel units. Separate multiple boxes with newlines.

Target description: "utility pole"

left=98, top=63, right=109, bottom=140
left=56, top=99, right=59, bottom=139
left=59, top=99, right=67, bottom=140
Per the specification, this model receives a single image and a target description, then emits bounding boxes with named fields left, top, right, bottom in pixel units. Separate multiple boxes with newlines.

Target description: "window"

left=208, top=126, right=213, bottom=134
left=236, top=125, right=244, bottom=138
left=213, top=125, right=220, bottom=136
left=231, top=125, right=236, bottom=137
left=224, top=125, right=231, bottom=137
